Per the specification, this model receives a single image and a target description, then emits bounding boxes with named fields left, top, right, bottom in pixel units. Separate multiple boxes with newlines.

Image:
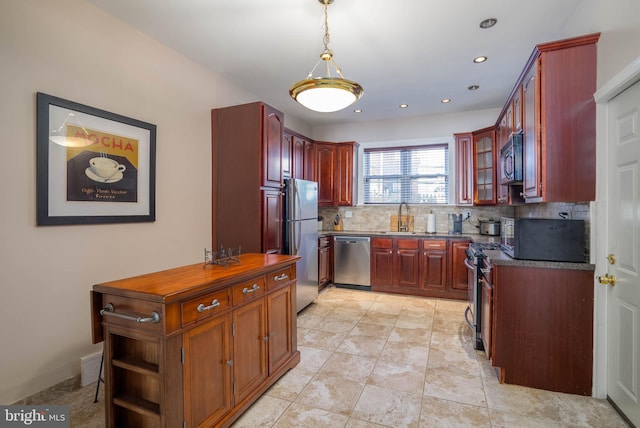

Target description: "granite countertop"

left=483, top=249, right=595, bottom=271
left=319, top=230, right=594, bottom=271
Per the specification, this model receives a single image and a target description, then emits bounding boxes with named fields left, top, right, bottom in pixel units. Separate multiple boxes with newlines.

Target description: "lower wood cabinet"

left=91, top=254, right=300, bottom=428
left=318, top=236, right=331, bottom=290
left=490, top=264, right=594, bottom=395
left=371, top=237, right=469, bottom=299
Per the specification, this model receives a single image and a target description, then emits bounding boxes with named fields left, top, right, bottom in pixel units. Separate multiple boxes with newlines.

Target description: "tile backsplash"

left=319, top=205, right=515, bottom=235
left=319, top=202, right=591, bottom=236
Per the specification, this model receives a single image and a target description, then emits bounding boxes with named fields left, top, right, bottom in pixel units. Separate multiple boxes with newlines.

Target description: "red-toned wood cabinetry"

left=316, top=141, right=358, bottom=206
left=455, top=133, right=474, bottom=206
left=371, top=237, right=468, bottom=300
left=91, top=254, right=300, bottom=428
left=516, top=33, right=599, bottom=203
left=472, top=127, right=497, bottom=205
left=212, top=102, right=284, bottom=254
left=490, top=264, right=594, bottom=395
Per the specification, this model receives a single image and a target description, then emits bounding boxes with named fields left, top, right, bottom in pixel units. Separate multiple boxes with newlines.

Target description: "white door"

left=606, top=79, right=640, bottom=425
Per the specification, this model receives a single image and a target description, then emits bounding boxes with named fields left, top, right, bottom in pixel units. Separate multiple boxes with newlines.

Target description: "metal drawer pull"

left=243, top=284, right=260, bottom=294
left=100, top=303, right=160, bottom=323
left=274, top=273, right=289, bottom=281
left=197, top=299, right=220, bottom=313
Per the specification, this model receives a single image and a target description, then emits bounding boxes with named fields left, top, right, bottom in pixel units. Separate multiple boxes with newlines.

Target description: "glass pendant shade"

left=290, top=77, right=363, bottom=113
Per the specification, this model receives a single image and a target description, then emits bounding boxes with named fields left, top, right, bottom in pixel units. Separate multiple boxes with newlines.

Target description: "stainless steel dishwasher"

left=333, top=236, right=371, bottom=288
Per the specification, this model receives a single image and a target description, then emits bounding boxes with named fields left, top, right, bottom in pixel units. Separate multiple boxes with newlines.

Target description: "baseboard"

left=81, top=351, right=103, bottom=387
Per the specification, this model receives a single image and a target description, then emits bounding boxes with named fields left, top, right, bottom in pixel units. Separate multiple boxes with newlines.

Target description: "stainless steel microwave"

left=500, top=217, right=586, bottom=262
left=499, top=132, right=523, bottom=185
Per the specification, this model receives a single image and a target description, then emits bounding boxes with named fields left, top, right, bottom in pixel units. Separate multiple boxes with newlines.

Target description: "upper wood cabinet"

left=212, top=102, right=284, bottom=253
left=282, top=131, right=292, bottom=179
left=519, top=33, right=599, bottom=202
left=454, top=133, right=473, bottom=206
left=316, top=141, right=358, bottom=206
left=284, top=128, right=317, bottom=181
left=472, top=127, right=497, bottom=205
left=262, top=105, right=284, bottom=188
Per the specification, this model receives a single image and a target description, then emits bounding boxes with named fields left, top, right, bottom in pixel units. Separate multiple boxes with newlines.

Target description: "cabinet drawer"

left=371, top=237, right=393, bottom=249
left=181, top=288, right=231, bottom=327
left=232, top=276, right=266, bottom=305
left=397, top=238, right=419, bottom=249
left=422, top=240, right=447, bottom=250
left=267, top=266, right=293, bottom=291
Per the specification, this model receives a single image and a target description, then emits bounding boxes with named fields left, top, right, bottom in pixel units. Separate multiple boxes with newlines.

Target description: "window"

left=363, top=144, right=449, bottom=204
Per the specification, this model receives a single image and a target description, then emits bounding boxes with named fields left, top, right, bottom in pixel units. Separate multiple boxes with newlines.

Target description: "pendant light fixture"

left=289, top=0, right=363, bottom=113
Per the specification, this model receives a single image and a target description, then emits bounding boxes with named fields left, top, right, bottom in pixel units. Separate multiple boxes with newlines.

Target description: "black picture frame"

left=36, top=92, right=156, bottom=225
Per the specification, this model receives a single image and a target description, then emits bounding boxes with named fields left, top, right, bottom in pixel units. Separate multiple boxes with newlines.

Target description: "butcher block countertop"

left=92, top=253, right=300, bottom=303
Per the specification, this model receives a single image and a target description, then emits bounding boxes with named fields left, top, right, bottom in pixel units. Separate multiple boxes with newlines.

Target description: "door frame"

left=593, top=56, right=640, bottom=398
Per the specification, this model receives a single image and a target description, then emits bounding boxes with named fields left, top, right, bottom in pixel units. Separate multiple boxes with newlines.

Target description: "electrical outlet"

left=463, top=210, right=471, bottom=220
left=345, top=210, right=353, bottom=218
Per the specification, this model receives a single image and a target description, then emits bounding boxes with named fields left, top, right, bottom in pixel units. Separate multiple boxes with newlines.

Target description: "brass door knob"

left=598, top=274, right=616, bottom=286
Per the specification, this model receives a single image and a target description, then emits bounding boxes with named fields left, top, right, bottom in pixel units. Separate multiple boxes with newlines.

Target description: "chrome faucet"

left=398, top=201, right=410, bottom=231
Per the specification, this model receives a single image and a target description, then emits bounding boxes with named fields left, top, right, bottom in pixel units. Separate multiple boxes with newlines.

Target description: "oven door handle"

left=464, top=306, right=475, bottom=329
left=464, top=258, right=475, bottom=271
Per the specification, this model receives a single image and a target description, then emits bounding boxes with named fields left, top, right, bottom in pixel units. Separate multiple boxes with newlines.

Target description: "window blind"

left=363, top=144, right=449, bottom=204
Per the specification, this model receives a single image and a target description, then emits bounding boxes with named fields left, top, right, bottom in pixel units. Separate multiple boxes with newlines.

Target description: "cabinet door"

left=318, top=245, right=329, bottom=286
left=371, top=238, right=394, bottom=287
left=291, top=135, right=305, bottom=179
left=262, top=105, right=283, bottom=188
left=473, top=128, right=496, bottom=205
left=395, top=239, right=420, bottom=288
left=233, top=298, right=268, bottom=403
left=334, top=143, right=355, bottom=206
left=513, top=86, right=523, bottom=132
left=183, top=313, right=232, bottom=427
left=455, top=133, right=474, bottom=205
left=262, top=189, right=283, bottom=254
left=420, top=241, right=447, bottom=290
left=316, top=144, right=336, bottom=206
left=450, top=241, right=470, bottom=291
left=481, top=277, right=493, bottom=359
left=304, top=141, right=317, bottom=182
left=267, top=286, right=293, bottom=373
left=522, top=59, right=541, bottom=200
left=282, top=132, right=292, bottom=179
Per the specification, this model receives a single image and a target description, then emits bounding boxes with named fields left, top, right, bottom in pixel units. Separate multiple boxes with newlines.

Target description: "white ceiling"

left=87, top=0, right=584, bottom=127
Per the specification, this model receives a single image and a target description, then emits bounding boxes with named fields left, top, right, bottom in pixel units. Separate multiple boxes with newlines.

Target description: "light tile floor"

left=232, top=286, right=628, bottom=428
left=31, top=286, right=628, bottom=427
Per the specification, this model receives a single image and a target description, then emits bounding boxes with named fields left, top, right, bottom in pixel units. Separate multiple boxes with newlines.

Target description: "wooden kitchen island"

left=90, top=253, right=300, bottom=428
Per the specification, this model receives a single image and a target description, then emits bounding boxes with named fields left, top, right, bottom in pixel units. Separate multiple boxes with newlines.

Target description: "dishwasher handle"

left=334, top=236, right=370, bottom=244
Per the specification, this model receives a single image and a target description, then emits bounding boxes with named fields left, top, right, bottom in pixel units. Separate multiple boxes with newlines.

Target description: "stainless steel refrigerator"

left=283, top=178, right=318, bottom=312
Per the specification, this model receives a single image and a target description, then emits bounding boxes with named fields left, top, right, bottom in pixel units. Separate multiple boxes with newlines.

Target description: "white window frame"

left=355, top=137, right=456, bottom=206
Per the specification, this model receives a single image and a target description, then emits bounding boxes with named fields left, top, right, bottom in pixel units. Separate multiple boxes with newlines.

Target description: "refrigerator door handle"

left=294, top=221, right=301, bottom=254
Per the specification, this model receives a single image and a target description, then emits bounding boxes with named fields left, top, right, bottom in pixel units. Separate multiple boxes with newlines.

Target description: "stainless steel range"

left=464, top=242, right=500, bottom=350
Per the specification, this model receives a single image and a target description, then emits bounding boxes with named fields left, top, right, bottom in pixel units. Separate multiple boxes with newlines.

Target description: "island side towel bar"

left=99, top=303, right=161, bottom=323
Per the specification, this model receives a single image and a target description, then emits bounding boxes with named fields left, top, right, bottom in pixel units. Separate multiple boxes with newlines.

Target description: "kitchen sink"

left=378, top=231, right=418, bottom=235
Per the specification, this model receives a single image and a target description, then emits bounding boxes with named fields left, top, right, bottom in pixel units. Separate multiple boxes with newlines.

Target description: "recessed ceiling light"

left=473, top=56, right=488, bottom=63
left=468, top=85, right=480, bottom=91
left=441, top=99, right=451, bottom=104
left=354, top=109, right=362, bottom=113
left=399, top=104, right=409, bottom=108
left=479, top=18, right=497, bottom=29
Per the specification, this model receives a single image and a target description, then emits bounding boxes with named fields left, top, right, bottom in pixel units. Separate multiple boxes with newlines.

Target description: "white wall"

left=0, top=0, right=264, bottom=403
left=311, top=108, right=500, bottom=143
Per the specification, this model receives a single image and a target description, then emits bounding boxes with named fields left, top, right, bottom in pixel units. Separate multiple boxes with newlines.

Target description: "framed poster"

left=36, top=92, right=156, bottom=225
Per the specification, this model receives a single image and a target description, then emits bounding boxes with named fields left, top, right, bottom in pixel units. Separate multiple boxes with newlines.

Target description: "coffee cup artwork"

left=86, top=156, right=126, bottom=183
